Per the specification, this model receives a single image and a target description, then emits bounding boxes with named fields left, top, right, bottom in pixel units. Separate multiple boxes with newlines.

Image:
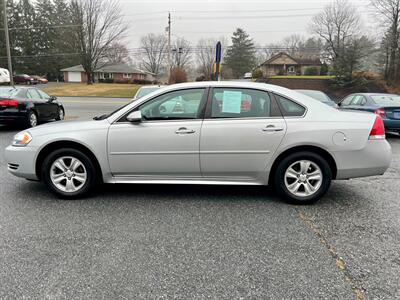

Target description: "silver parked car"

left=5, top=82, right=392, bottom=204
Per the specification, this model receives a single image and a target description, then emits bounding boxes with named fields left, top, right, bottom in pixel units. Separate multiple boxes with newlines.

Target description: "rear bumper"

left=383, top=119, right=400, bottom=131
left=0, top=110, right=27, bottom=123
left=5, top=145, right=39, bottom=180
left=334, top=139, right=392, bottom=180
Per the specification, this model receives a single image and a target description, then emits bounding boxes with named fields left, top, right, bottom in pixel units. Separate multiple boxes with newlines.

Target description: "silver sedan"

left=5, top=82, right=392, bottom=204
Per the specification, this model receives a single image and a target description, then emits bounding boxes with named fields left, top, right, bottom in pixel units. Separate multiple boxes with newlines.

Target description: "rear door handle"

left=262, top=125, right=284, bottom=132
left=175, top=127, right=196, bottom=134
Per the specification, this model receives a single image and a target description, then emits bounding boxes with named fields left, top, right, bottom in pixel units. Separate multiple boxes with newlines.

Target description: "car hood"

left=26, top=119, right=110, bottom=137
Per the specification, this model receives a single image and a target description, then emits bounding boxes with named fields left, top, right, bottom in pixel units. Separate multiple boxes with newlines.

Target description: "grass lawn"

left=43, top=83, right=141, bottom=98
left=270, top=75, right=335, bottom=79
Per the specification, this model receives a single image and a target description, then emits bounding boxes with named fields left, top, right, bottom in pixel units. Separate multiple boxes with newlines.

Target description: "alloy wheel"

left=284, top=160, right=323, bottom=198
left=29, top=113, right=37, bottom=127
left=50, top=156, right=87, bottom=193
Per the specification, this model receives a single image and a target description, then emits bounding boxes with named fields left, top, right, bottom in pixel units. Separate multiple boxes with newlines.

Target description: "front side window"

left=129, top=88, right=205, bottom=121
left=27, top=89, right=42, bottom=99
left=210, top=88, right=278, bottom=118
left=37, top=90, right=50, bottom=100
left=340, top=95, right=354, bottom=106
left=275, top=94, right=306, bottom=117
left=351, top=95, right=366, bottom=106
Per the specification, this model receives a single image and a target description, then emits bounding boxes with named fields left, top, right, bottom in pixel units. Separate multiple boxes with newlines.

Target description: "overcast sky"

left=119, top=0, right=375, bottom=51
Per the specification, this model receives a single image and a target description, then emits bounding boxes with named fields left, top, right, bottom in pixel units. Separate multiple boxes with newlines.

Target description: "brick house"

left=259, top=52, right=323, bottom=76
left=61, top=63, right=156, bottom=83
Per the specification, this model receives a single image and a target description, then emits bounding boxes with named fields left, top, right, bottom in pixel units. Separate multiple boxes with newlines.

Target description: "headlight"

left=12, top=132, right=32, bottom=147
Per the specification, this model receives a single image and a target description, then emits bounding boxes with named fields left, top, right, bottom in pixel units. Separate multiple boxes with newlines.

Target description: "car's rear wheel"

left=274, top=151, right=332, bottom=204
left=42, top=148, right=97, bottom=199
left=27, top=111, right=38, bottom=128
left=56, top=107, right=65, bottom=121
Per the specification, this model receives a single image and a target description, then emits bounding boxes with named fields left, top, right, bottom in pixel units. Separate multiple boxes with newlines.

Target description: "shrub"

left=304, top=67, right=319, bottom=76
left=320, top=63, right=329, bottom=76
left=169, top=67, right=187, bottom=84
left=132, top=79, right=152, bottom=85
left=98, top=78, right=114, bottom=83
left=195, top=75, right=206, bottom=82
left=252, top=68, right=263, bottom=79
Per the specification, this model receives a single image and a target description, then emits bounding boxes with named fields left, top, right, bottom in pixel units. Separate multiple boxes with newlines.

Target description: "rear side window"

left=210, top=88, right=281, bottom=118
left=275, top=94, right=306, bottom=117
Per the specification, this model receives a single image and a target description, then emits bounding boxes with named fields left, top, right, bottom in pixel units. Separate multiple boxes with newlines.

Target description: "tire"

left=55, top=107, right=65, bottom=121
left=273, top=151, right=332, bottom=205
left=41, top=148, right=97, bottom=199
left=26, top=110, right=38, bottom=128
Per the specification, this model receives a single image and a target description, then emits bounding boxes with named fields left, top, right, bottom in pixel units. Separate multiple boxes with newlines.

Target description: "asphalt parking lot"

left=1, top=97, right=399, bottom=299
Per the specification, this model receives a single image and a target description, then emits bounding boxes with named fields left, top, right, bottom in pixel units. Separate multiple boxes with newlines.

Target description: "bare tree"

left=282, top=34, right=305, bottom=56
left=104, top=42, right=131, bottom=65
left=370, top=0, right=400, bottom=82
left=171, top=37, right=191, bottom=69
left=70, top=0, right=127, bottom=84
left=196, top=38, right=215, bottom=79
left=139, top=33, right=167, bottom=79
left=310, top=0, right=367, bottom=77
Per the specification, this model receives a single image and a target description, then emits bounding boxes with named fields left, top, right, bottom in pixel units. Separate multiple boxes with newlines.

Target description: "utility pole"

left=3, top=0, right=14, bottom=86
left=167, top=12, right=171, bottom=81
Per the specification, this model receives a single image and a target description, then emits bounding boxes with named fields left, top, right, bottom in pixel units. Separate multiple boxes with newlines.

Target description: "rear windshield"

left=0, top=87, right=19, bottom=98
left=371, top=95, right=400, bottom=106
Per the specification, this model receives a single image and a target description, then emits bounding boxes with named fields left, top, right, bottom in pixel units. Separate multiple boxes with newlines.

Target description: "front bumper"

left=334, top=139, right=392, bottom=180
left=5, top=145, right=39, bottom=180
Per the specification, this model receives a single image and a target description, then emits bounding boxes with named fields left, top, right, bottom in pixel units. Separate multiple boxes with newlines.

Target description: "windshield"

left=297, top=90, right=331, bottom=102
left=0, top=87, right=19, bottom=98
left=135, top=87, right=161, bottom=99
left=371, top=95, right=400, bottom=106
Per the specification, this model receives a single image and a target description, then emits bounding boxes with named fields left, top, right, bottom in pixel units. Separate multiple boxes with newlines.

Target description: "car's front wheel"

left=274, top=151, right=332, bottom=204
left=42, top=148, right=97, bottom=199
left=55, top=107, right=65, bottom=121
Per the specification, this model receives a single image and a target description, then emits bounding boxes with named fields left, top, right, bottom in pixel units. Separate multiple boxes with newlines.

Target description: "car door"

left=107, top=88, right=208, bottom=178
left=37, top=89, right=58, bottom=117
left=26, top=89, right=50, bottom=119
left=200, top=87, right=286, bottom=182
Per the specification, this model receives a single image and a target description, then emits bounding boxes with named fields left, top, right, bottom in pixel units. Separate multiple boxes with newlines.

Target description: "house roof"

left=261, top=52, right=322, bottom=66
left=61, top=63, right=155, bottom=75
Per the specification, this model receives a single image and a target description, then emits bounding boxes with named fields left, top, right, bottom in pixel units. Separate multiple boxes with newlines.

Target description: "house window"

left=288, top=66, right=295, bottom=73
left=100, top=73, right=113, bottom=79
left=123, top=73, right=132, bottom=79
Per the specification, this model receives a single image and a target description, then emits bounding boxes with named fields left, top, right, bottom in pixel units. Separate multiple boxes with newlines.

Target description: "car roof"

left=139, top=85, right=165, bottom=89
left=354, top=93, right=398, bottom=97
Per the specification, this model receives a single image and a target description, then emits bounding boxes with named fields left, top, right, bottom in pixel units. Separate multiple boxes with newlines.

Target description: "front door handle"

left=262, top=125, right=284, bottom=132
left=175, top=127, right=196, bottom=134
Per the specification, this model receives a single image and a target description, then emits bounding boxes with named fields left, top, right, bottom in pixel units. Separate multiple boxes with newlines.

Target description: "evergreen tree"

left=224, top=28, right=256, bottom=78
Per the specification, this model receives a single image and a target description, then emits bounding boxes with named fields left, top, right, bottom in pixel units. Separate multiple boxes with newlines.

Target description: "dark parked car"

left=295, top=90, right=338, bottom=107
left=13, top=74, right=37, bottom=85
left=339, top=93, right=400, bottom=133
left=0, top=87, right=64, bottom=128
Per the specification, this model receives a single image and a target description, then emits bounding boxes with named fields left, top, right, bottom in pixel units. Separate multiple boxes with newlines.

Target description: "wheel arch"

left=35, top=140, right=103, bottom=182
left=268, top=145, right=337, bottom=184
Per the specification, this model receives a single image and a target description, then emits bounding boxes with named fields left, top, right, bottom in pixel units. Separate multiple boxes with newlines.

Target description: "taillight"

left=374, top=108, right=386, bottom=118
left=0, top=99, right=19, bottom=107
left=369, top=116, right=385, bottom=140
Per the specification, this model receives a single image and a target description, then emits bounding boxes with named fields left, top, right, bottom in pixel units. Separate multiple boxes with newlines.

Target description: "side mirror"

left=49, top=96, right=57, bottom=102
left=126, top=110, right=142, bottom=123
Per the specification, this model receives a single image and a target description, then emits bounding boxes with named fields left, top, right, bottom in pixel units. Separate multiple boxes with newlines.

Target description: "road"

left=0, top=97, right=399, bottom=299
